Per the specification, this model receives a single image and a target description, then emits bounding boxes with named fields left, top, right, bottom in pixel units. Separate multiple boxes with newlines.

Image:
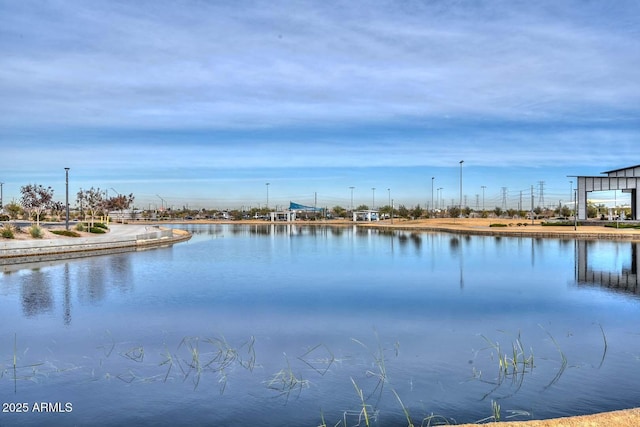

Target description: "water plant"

left=351, top=333, right=391, bottom=401
left=265, top=354, right=309, bottom=402
left=391, top=388, right=415, bottom=427
left=298, top=343, right=335, bottom=376
left=475, top=331, right=535, bottom=399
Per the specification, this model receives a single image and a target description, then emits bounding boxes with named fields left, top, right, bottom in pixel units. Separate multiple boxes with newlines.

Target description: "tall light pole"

left=64, top=168, right=70, bottom=230
left=0, top=181, right=4, bottom=213
left=437, top=187, right=443, bottom=210
left=265, top=183, right=270, bottom=209
left=371, top=187, right=376, bottom=210
left=156, top=194, right=165, bottom=211
left=431, top=177, right=434, bottom=213
left=481, top=185, right=486, bottom=212
left=387, top=188, right=391, bottom=220
left=459, top=160, right=464, bottom=216
left=349, top=186, right=355, bottom=211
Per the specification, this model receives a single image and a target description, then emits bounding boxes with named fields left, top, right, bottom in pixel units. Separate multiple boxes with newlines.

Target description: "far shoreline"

left=140, top=217, right=640, bottom=241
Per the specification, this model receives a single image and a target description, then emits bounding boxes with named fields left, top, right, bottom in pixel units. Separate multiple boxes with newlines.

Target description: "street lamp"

left=64, top=168, right=70, bottom=230
left=0, top=181, right=4, bottom=212
left=371, top=187, right=376, bottom=210
left=387, top=188, right=391, bottom=220
left=266, top=183, right=270, bottom=209
left=481, top=185, right=486, bottom=212
left=156, top=194, right=165, bottom=211
left=431, top=177, right=434, bottom=213
left=349, top=186, right=355, bottom=211
left=459, top=160, right=464, bottom=216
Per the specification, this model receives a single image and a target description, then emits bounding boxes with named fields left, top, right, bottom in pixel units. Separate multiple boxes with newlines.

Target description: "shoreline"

left=0, top=223, right=191, bottom=268
left=144, top=217, right=640, bottom=241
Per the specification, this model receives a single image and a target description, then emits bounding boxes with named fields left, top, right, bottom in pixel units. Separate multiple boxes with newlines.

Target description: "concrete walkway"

left=0, top=224, right=191, bottom=266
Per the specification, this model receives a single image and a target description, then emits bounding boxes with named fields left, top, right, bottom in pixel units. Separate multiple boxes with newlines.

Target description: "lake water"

left=1, top=224, right=639, bottom=426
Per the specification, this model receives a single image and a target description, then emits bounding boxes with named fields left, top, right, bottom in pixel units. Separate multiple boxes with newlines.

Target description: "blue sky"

left=1, top=0, right=639, bottom=211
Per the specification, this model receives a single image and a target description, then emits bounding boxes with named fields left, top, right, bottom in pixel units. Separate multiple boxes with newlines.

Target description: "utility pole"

left=349, top=186, right=355, bottom=211
left=530, top=185, right=534, bottom=225
left=481, top=186, right=486, bottom=212
left=431, top=177, right=434, bottom=214
left=538, top=181, right=545, bottom=208
left=266, top=183, right=270, bottom=209
left=371, top=187, right=376, bottom=210
left=519, top=190, right=523, bottom=213
left=0, top=181, right=4, bottom=212
left=65, top=168, right=70, bottom=230
left=501, top=187, right=508, bottom=211
left=459, top=160, right=464, bottom=216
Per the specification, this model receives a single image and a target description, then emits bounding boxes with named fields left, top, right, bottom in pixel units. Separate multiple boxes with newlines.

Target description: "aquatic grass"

left=350, top=377, right=372, bottom=427
left=122, top=346, right=145, bottom=362
left=472, top=332, right=536, bottom=401
left=351, top=333, right=390, bottom=401
left=265, top=354, right=309, bottom=403
left=391, top=388, right=415, bottom=427
left=7, top=334, right=44, bottom=393
left=539, top=325, right=568, bottom=390
left=597, top=323, right=608, bottom=369
left=97, top=330, right=116, bottom=358
left=159, top=346, right=175, bottom=383
left=298, top=343, right=335, bottom=376
left=421, top=413, right=452, bottom=426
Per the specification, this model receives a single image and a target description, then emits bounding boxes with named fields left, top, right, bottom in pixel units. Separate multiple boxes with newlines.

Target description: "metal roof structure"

left=574, top=165, right=640, bottom=220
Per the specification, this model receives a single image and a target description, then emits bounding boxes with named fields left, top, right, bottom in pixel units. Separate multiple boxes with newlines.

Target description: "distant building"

left=109, top=209, right=141, bottom=221
left=574, top=165, right=639, bottom=220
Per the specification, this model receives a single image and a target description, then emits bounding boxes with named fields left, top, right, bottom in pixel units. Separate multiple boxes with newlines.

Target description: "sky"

left=1, top=0, right=639, bottom=211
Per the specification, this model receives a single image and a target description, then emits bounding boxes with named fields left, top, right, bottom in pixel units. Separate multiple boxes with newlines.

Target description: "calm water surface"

left=1, top=224, right=639, bottom=426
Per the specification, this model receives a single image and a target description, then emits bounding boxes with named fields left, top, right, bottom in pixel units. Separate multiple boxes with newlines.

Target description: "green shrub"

left=89, top=227, right=106, bottom=234
left=75, top=223, right=85, bottom=232
left=0, top=214, right=10, bottom=222
left=51, top=230, right=81, bottom=237
left=542, top=221, right=574, bottom=226
left=604, top=223, right=640, bottom=229
left=29, top=225, right=44, bottom=238
left=93, top=222, right=109, bottom=229
left=1, top=225, right=15, bottom=239
left=489, top=223, right=507, bottom=227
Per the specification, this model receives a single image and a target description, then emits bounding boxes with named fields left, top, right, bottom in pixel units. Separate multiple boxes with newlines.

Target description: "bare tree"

left=20, top=184, right=54, bottom=226
left=77, top=187, right=104, bottom=229
left=105, top=193, right=135, bottom=223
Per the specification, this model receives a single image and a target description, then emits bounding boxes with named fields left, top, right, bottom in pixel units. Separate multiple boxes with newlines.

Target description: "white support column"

left=577, top=177, right=588, bottom=220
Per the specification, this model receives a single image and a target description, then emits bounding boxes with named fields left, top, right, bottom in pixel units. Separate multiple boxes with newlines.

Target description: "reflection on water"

left=20, top=270, right=54, bottom=317
left=576, top=240, right=640, bottom=296
left=1, top=224, right=640, bottom=426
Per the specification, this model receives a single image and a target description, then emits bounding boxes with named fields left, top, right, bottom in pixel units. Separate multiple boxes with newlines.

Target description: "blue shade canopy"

left=289, top=201, right=323, bottom=211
